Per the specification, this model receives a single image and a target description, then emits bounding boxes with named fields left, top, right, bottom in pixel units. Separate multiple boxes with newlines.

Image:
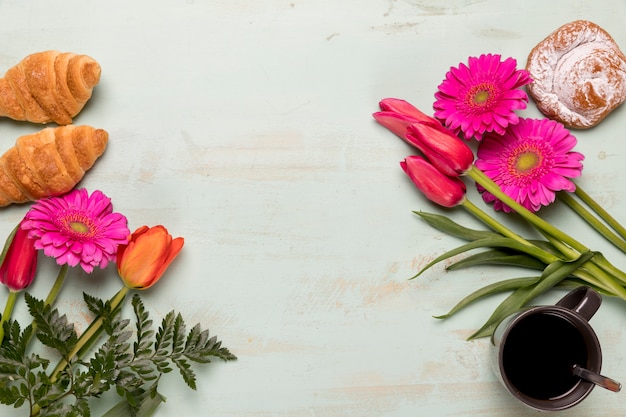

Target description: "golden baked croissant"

left=0, top=51, right=101, bottom=125
left=0, top=125, right=108, bottom=206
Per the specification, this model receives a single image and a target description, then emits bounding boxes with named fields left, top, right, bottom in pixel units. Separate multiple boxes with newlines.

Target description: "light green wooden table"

left=0, top=0, right=624, bottom=415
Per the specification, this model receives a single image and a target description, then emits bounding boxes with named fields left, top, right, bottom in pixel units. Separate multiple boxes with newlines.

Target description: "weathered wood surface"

left=0, top=1, right=624, bottom=415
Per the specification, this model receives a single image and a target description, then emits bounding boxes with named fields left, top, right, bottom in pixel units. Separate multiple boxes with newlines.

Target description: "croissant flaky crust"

left=0, top=125, right=108, bottom=206
left=0, top=51, right=101, bottom=125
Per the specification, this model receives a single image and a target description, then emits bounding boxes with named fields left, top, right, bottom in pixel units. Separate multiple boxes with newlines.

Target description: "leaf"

left=0, top=320, right=35, bottom=362
left=446, top=249, right=547, bottom=271
left=171, top=314, right=186, bottom=357
left=132, top=295, right=154, bottom=358
left=468, top=251, right=595, bottom=339
left=413, top=236, right=557, bottom=278
left=154, top=312, right=175, bottom=357
left=25, top=294, right=78, bottom=357
left=525, top=251, right=595, bottom=301
left=413, top=211, right=500, bottom=241
left=184, top=327, right=237, bottom=363
left=528, top=239, right=565, bottom=256
left=557, top=278, right=614, bottom=296
left=434, top=276, right=541, bottom=319
left=101, top=392, right=165, bottom=417
left=468, top=285, right=535, bottom=340
left=0, top=224, right=18, bottom=267
left=83, top=293, right=108, bottom=318
left=172, top=357, right=196, bottom=390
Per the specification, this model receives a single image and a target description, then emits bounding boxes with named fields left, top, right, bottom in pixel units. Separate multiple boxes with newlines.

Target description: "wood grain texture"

left=0, top=0, right=625, bottom=415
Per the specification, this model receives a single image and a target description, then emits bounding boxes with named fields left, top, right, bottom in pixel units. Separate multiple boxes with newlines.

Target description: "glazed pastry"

left=0, top=125, right=108, bottom=206
left=0, top=51, right=101, bottom=125
left=526, top=20, right=626, bottom=129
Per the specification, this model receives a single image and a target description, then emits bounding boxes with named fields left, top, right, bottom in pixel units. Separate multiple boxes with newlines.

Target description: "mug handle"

left=556, top=286, right=602, bottom=321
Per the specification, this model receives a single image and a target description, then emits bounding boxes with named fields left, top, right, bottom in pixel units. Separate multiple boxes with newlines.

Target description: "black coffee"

left=502, top=312, right=588, bottom=400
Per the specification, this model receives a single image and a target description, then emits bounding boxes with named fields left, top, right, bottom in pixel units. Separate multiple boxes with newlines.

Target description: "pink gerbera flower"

left=22, top=189, right=130, bottom=273
left=434, top=53, right=532, bottom=141
left=475, top=118, right=584, bottom=213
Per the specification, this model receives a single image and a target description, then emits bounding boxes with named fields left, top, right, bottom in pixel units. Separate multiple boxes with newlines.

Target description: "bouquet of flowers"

left=0, top=188, right=236, bottom=417
left=373, top=54, right=626, bottom=339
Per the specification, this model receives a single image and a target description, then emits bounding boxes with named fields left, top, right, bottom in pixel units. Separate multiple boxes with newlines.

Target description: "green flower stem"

left=44, top=265, right=69, bottom=306
left=574, top=182, right=626, bottom=241
left=0, top=290, right=19, bottom=343
left=558, top=191, right=626, bottom=253
left=536, top=229, right=579, bottom=260
left=467, top=166, right=588, bottom=254
left=580, top=259, right=626, bottom=300
left=461, top=199, right=559, bottom=264
left=48, top=286, right=130, bottom=384
left=588, top=253, right=626, bottom=286
left=572, top=264, right=626, bottom=298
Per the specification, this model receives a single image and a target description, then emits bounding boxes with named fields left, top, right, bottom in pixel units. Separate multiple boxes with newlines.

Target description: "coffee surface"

left=502, top=312, right=588, bottom=400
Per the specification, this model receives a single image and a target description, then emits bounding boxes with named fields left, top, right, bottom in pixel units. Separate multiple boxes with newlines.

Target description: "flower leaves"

left=413, top=210, right=609, bottom=339
left=25, top=293, right=78, bottom=357
left=0, top=293, right=236, bottom=416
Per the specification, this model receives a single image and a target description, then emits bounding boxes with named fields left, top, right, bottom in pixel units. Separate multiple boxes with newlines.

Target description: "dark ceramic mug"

left=491, top=286, right=604, bottom=411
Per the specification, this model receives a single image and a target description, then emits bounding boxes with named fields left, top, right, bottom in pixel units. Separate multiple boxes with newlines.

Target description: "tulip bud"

left=378, top=98, right=436, bottom=124
left=401, top=156, right=466, bottom=208
left=406, top=122, right=474, bottom=176
left=117, top=225, right=184, bottom=290
left=373, top=98, right=440, bottom=140
left=0, top=221, right=38, bottom=292
left=374, top=98, right=475, bottom=176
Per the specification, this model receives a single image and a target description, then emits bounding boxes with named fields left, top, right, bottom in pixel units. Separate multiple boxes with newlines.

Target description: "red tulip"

left=378, top=98, right=436, bottom=123
left=374, top=98, right=474, bottom=176
left=406, top=122, right=474, bottom=176
left=400, top=156, right=467, bottom=208
left=117, top=225, right=184, bottom=290
left=373, top=98, right=439, bottom=140
left=0, top=222, right=38, bottom=292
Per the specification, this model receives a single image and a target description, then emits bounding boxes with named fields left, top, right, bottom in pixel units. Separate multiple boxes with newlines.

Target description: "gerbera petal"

left=23, top=189, right=130, bottom=274
left=434, top=54, right=532, bottom=141
left=476, top=118, right=583, bottom=212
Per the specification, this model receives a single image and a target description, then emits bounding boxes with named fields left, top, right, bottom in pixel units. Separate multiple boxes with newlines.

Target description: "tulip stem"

left=461, top=199, right=559, bottom=264
left=47, top=286, right=130, bottom=384
left=580, top=257, right=626, bottom=300
left=0, top=290, right=18, bottom=343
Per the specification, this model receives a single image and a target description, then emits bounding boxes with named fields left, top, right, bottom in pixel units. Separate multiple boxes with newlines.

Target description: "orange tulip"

left=116, top=225, right=184, bottom=290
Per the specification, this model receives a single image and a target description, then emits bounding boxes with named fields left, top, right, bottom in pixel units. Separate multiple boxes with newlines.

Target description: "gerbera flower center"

left=466, top=82, right=498, bottom=109
left=515, top=151, right=540, bottom=173
left=505, top=140, right=553, bottom=185
left=61, top=211, right=98, bottom=239
left=473, top=89, right=490, bottom=104
left=70, top=221, right=90, bottom=234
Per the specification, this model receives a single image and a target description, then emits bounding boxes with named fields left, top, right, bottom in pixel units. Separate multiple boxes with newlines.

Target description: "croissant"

left=0, top=125, right=108, bottom=206
left=0, top=51, right=101, bottom=125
